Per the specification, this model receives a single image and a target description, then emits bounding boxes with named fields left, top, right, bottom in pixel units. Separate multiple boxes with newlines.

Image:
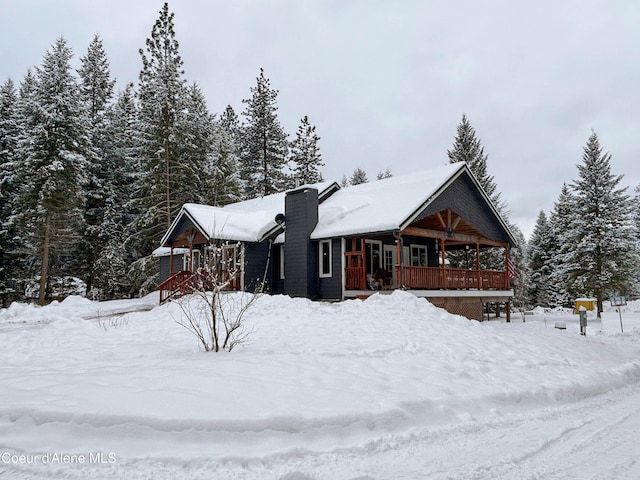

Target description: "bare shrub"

left=173, top=242, right=261, bottom=352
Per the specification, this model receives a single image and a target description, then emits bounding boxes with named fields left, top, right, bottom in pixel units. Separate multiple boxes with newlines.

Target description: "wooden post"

left=476, top=242, right=481, bottom=289
left=440, top=238, right=446, bottom=288
left=169, top=245, right=174, bottom=274
left=396, top=233, right=402, bottom=288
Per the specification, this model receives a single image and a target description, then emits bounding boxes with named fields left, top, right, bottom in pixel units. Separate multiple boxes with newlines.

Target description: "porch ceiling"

left=409, top=210, right=481, bottom=238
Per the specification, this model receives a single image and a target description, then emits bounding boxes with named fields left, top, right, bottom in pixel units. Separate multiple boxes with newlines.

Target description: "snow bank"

left=1, top=290, right=639, bottom=462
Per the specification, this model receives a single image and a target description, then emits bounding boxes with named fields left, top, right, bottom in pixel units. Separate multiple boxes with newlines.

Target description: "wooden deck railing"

left=159, top=269, right=242, bottom=304
left=346, top=266, right=508, bottom=291
left=345, top=267, right=367, bottom=290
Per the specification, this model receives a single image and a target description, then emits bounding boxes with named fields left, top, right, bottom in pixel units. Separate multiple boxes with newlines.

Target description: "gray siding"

left=158, top=253, right=186, bottom=283
left=317, top=238, right=342, bottom=300
left=244, top=241, right=273, bottom=292
left=415, top=172, right=510, bottom=243
left=284, top=188, right=319, bottom=298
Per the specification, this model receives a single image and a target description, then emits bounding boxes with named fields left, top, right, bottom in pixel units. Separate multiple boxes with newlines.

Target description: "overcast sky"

left=2, top=0, right=639, bottom=238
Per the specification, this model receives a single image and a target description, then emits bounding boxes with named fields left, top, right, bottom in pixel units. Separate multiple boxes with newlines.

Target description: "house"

left=156, top=162, right=518, bottom=321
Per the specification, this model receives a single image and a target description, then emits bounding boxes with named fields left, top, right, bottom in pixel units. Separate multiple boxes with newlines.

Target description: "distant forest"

left=1, top=3, right=638, bottom=312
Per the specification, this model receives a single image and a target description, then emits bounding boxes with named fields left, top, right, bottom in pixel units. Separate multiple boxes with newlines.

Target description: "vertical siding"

left=317, top=238, right=343, bottom=300
left=284, top=188, right=319, bottom=298
left=244, top=241, right=273, bottom=293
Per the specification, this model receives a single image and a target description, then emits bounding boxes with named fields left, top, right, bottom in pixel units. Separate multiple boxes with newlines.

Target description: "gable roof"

left=312, top=162, right=516, bottom=245
left=160, top=181, right=339, bottom=246
left=160, top=163, right=517, bottom=247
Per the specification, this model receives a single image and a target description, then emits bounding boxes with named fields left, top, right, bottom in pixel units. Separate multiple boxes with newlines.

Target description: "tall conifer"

left=240, top=68, right=289, bottom=198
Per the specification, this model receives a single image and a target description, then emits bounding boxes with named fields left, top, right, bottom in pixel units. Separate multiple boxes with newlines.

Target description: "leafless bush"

left=174, top=242, right=261, bottom=352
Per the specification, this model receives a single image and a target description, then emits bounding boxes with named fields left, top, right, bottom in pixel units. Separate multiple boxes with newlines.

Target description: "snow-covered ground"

left=1, top=291, right=639, bottom=479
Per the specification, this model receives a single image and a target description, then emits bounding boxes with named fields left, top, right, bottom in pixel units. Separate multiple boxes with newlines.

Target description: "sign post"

left=610, top=296, right=627, bottom=333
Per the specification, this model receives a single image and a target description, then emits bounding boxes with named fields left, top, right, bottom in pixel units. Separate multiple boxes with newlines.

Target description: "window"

left=411, top=245, right=427, bottom=266
left=319, top=240, right=332, bottom=277
left=365, top=240, right=382, bottom=274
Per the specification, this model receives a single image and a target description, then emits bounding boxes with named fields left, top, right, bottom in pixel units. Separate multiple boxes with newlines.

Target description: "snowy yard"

left=1, top=291, right=639, bottom=479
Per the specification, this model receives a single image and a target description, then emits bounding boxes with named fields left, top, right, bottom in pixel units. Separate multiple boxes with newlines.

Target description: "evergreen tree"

left=0, top=79, right=22, bottom=306
left=211, top=105, right=243, bottom=206
left=447, top=114, right=506, bottom=270
left=339, top=174, right=349, bottom=188
left=447, top=114, right=503, bottom=210
left=508, top=224, right=530, bottom=313
left=76, top=33, right=115, bottom=293
left=564, top=132, right=639, bottom=317
left=376, top=168, right=392, bottom=180
left=290, top=115, right=323, bottom=184
left=240, top=68, right=289, bottom=198
left=547, top=184, right=575, bottom=307
left=93, top=83, right=140, bottom=299
left=350, top=167, right=368, bottom=185
left=136, top=2, right=187, bottom=251
left=176, top=82, right=215, bottom=205
left=17, top=37, right=90, bottom=305
left=528, top=211, right=554, bottom=307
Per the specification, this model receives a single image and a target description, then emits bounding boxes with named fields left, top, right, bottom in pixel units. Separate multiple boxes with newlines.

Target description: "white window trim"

left=319, top=240, right=332, bottom=278
left=410, top=244, right=428, bottom=267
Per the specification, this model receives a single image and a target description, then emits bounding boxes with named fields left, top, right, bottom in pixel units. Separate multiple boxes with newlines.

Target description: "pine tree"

left=76, top=33, right=115, bottom=294
left=17, top=37, right=91, bottom=305
left=240, top=68, right=289, bottom=198
left=547, top=184, right=575, bottom=307
left=211, top=105, right=243, bottom=206
left=376, top=168, right=392, bottom=180
left=508, top=224, right=530, bottom=313
left=0, top=79, right=22, bottom=306
left=339, top=174, right=349, bottom=188
left=447, top=114, right=503, bottom=209
left=290, top=115, right=323, bottom=184
left=447, top=114, right=506, bottom=270
left=528, top=211, right=554, bottom=307
left=563, top=132, right=639, bottom=317
left=136, top=2, right=187, bottom=251
left=350, top=167, right=368, bottom=185
left=93, top=83, right=140, bottom=299
left=176, top=82, right=215, bottom=205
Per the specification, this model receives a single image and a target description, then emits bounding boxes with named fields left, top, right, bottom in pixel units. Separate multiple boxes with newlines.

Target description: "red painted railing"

left=159, top=269, right=242, bottom=304
left=345, top=267, right=367, bottom=290
left=347, top=266, right=508, bottom=291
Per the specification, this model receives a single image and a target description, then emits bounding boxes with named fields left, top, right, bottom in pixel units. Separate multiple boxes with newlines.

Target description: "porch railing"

left=159, top=269, right=242, bottom=304
left=345, top=265, right=508, bottom=291
left=345, top=267, right=367, bottom=290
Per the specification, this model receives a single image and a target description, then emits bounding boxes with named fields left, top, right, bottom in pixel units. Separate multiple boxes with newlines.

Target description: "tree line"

left=1, top=3, right=638, bottom=312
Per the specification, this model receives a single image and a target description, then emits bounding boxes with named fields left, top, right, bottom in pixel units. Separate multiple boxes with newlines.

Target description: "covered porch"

left=343, top=208, right=512, bottom=293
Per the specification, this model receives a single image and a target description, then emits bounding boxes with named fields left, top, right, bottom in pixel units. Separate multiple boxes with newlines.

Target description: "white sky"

left=2, top=0, right=639, bottom=238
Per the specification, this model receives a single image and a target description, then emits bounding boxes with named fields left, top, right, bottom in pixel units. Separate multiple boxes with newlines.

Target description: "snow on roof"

left=162, top=166, right=476, bottom=245
left=165, top=181, right=335, bottom=244
left=311, top=163, right=464, bottom=239
left=152, top=247, right=189, bottom=257
left=182, top=203, right=279, bottom=243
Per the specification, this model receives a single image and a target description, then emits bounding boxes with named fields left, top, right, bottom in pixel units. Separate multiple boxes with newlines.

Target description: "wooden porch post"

left=169, top=246, right=174, bottom=274
left=396, top=233, right=403, bottom=288
left=476, top=242, right=481, bottom=289
left=361, top=237, right=367, bottom=289
left=440, top=238, right=446, bottom=288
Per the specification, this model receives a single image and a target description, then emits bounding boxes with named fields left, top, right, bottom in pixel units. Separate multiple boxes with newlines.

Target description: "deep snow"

left=1, top=291, right=639, bottom=479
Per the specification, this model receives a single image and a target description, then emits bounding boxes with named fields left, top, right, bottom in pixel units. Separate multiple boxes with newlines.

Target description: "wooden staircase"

left=158, top=269, right=242, bottom=304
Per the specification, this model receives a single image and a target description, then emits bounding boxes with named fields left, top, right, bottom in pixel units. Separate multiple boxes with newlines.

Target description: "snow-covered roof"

left=160, top=182, right=336, bottom=245
left=311, top=163, right=464, bottom=239
left=161, top=163, right=515, bottom=246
